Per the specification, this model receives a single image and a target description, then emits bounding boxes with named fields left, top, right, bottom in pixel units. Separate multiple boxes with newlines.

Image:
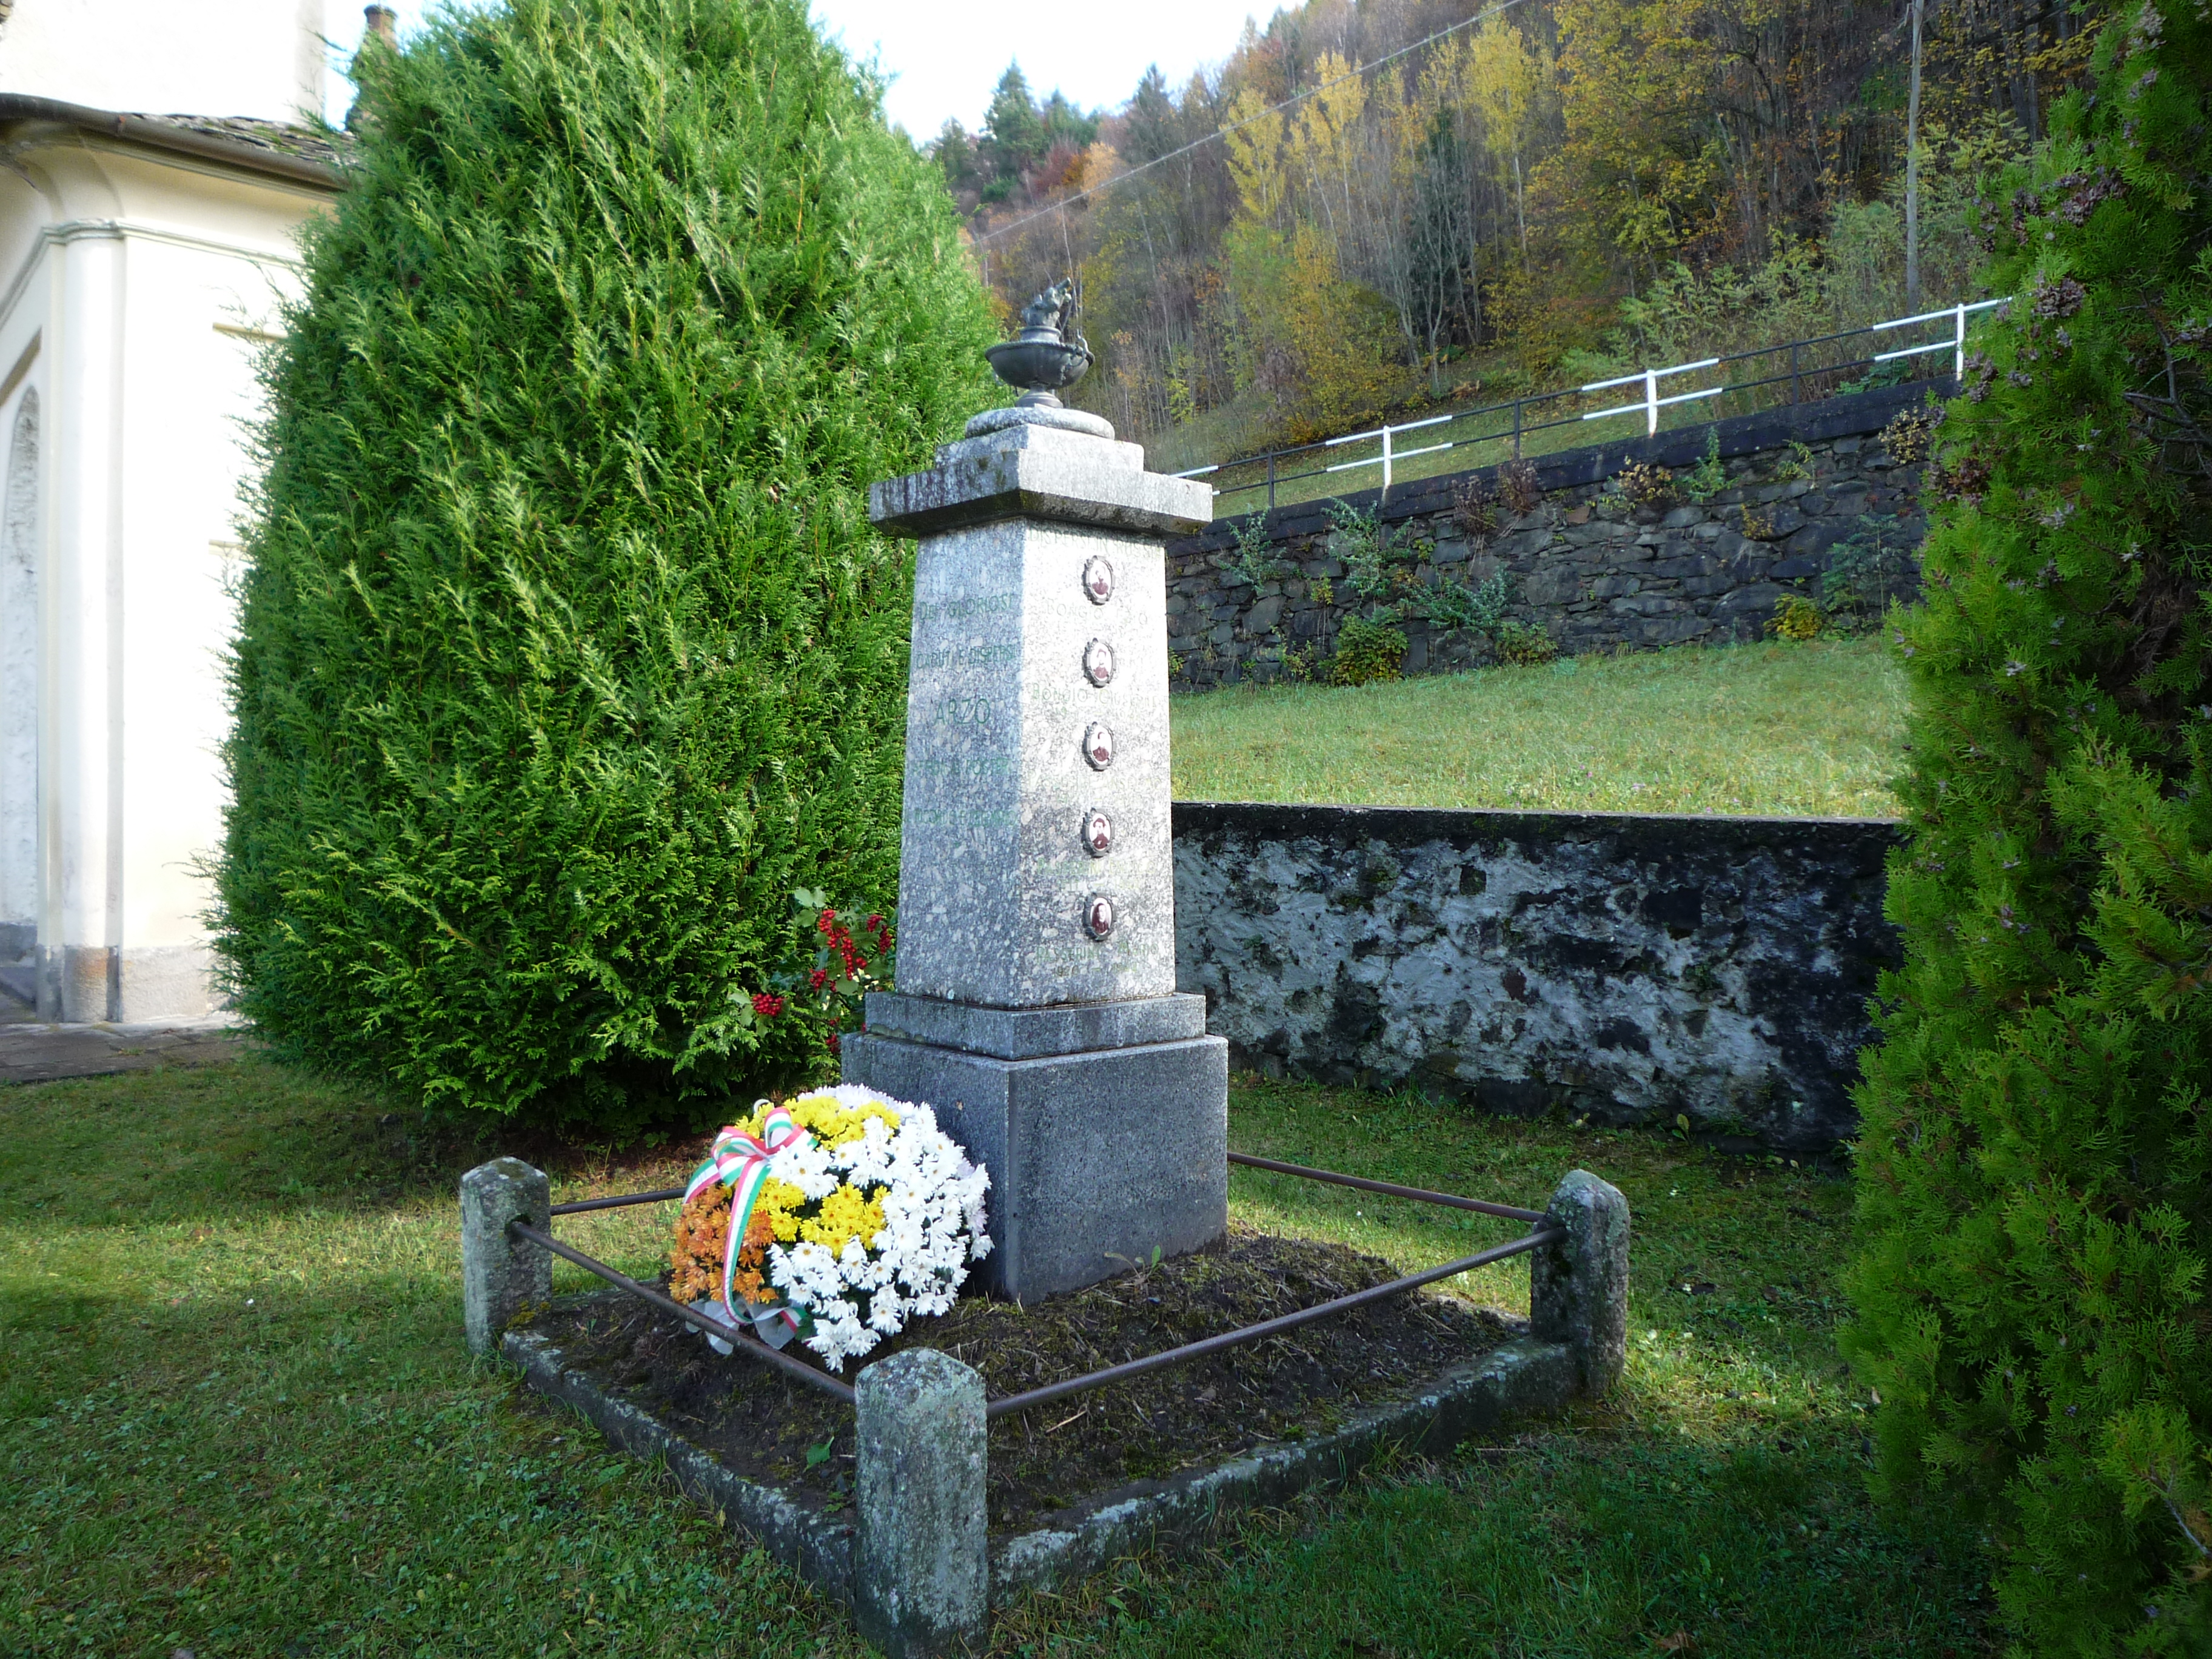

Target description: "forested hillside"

left=939, top=0, right=2110, bottom=467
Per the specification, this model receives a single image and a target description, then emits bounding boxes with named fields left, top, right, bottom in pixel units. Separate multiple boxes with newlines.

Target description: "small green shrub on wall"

left=216, top=0, right=997, bottom=1134
left=1493, top=620, right=1558, bottom=666
left=1327, top=614, right=1408, bottom=686
left=1838, top=5, right=2212, bottom=1652
left=1768, top=594, right=1825, bottom=641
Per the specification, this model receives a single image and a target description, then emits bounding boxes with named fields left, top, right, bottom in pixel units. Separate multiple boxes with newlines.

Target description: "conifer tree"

left=1839, top=3, right=2211, bottom=1649
left=217, top=0, right=997, bottom=1132
left=982, top=63, right=1045, bottom=184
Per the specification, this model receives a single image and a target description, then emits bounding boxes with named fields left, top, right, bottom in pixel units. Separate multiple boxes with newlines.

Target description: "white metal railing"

left=1324, top=412, right=1452, bottom=492
left=1578, top=358, right=1726, bottom=437
left=1869, top=298, right=2011, bottom=377
left=1575, top=300, right=2009, bottom=439
left=1169, top=295, right=2013, bottom=499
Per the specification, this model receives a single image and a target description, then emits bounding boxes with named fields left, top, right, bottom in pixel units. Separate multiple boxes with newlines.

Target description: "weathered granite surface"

left=871, top=414, right=1210, bottom=540
left=888, top=512, right=1181, bottom=1006
left=1164, top=380, right=1940, bottom=688
left=854, top=1348, right=990, bottom=1658
left=1172, top=802, right=1902, bottom=1152
left=873, top=414, right=1209, bottom=1009
left=862, top=990, right=1207, bottom=1058
left=839, top=1027, right=1228, bottom=1302
left=850, top=405, right=1231, bottom=1297
left=1531, top=1170, right=1631, bottom=1397
left=461, top=1159, right=550, bottom=1356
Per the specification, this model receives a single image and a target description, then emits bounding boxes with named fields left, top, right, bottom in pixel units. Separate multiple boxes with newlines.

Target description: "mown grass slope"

left=1171, top=638, right=1908, bottom=819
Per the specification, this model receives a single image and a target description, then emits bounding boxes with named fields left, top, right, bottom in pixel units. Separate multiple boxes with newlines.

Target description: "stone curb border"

left=504, top=1324, right=859, bottom=1598
left=987, top=1331, right=1575, bottom=1600
left=503, top=1315, right=1576, bottom=1610
left=477, top=1164, right=1628, bottom=1652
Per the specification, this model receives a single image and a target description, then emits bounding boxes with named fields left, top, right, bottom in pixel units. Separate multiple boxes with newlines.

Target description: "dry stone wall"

left=1171, top=801, right=1902, bottom=1153
left=1164, top=379, right=1942, bottom=688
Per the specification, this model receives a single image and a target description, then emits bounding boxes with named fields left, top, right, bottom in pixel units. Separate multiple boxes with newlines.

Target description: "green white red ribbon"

left=685, top=1108, right=811, bottom=1349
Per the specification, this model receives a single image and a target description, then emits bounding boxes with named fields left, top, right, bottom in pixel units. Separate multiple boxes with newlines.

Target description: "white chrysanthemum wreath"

left=668, top=1085, right=992, bottom=1371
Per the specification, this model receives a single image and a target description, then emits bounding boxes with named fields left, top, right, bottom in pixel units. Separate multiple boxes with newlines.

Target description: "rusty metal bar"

left=550, top=1185, right=685, bottom=1215
left=1228, top=1151, right=1548, bottom=1223
left=506, top=1219, right=857, bottom=1405
left=983, top=1227, right=1560, bottom=1421
left=526, top=1159, right=1549, bottom=1420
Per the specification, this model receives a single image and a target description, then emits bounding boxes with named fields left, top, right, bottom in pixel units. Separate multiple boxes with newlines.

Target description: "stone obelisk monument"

left=842, top=284, right=1227, bottom=1302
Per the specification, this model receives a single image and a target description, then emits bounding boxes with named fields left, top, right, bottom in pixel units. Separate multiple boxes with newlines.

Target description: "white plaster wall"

left=0, top=132, right=327, bottom=1016
left=117, top=233, right=291, bottom=964
left=0, top=0, right=334, bottom=123
left=0, top=390, right=36, bottom=933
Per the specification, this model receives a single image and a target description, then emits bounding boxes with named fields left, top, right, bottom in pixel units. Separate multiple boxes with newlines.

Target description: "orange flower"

left=671, top=1185, right=789, bottom=1310
left=669, top=1187, right=731, bottom=1304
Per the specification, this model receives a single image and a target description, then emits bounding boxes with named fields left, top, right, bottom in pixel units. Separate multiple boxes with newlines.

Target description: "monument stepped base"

left=843, top=993, right=1228, bottom=1302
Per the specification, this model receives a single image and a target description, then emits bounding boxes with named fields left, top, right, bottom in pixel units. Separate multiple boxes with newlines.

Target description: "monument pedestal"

left=843, top=395, right=1223, bottom=1304
left=845, top=994, right=1227, bottom=1302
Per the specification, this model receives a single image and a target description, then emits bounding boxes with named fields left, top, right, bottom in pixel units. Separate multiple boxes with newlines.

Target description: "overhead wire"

left=970, top=0, right=1532, bottom=247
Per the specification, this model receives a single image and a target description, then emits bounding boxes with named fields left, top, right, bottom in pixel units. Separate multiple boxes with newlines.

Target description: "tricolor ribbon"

left=685, top=1108, right=813, bottom=1350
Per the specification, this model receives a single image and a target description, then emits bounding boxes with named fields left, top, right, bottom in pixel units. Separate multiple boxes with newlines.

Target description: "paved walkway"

left=0, top=991, right=250, bottom=1084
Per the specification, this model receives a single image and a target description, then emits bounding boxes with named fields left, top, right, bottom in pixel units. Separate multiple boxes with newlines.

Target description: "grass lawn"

left=1, top=1056, right=1994, bottom=1656
left=1170, top=637, right=1909, bottom=819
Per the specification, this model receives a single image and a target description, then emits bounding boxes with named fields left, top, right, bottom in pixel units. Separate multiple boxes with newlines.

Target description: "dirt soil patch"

left=526, top=1223, right=1513, bottom=1533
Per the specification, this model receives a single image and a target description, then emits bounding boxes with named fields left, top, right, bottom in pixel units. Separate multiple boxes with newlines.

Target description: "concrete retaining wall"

left=1164, top=380, right=1942, bottom=691
left=1171, top=801, right=1902, bottom=1153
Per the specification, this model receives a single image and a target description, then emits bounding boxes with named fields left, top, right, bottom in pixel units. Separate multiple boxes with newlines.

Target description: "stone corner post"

left=1529, top=1167, right=1631, bottom=1399
left=460, top=1157, right=551, bottom=1356
left=853, top=1346, right=989, bottom=1657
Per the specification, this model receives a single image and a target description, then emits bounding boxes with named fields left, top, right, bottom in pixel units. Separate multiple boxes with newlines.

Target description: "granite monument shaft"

left=842, top=299, right=1228, bottom=1302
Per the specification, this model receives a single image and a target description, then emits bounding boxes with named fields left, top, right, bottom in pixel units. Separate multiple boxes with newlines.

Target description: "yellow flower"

left=799, top=1181, right=888, bottom=1257
left=756, top=1178, right=806, bottom=1243
left=742, top=1091, right=900, bottom=1148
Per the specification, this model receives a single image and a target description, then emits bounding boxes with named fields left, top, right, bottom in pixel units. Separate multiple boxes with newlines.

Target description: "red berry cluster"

left=752, top=992, right=785, bottom=1019
left=816, top=908, right=893, bottom=979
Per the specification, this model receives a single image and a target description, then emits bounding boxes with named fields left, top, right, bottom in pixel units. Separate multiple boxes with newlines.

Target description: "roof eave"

left=0, top=95, right=345, bottom=190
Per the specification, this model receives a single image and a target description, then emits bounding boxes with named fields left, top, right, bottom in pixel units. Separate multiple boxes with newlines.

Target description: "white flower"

left=744, top=1088, right=993, bottom=1371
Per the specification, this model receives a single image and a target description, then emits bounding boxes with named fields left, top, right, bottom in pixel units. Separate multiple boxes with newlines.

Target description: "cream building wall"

left=0, top=5, right=347, bottom=1019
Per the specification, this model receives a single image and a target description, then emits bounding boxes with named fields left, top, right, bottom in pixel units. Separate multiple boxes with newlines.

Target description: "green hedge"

left=1839, top=4, right=2211, bottom=1651
left=216, top=0, right=997, bottom=1133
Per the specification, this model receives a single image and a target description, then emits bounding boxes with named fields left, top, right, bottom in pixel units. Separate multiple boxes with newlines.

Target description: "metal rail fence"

left=1168, top=298, right=2009, bottom=511
left=519, top=1151, right=1557, bottom=1421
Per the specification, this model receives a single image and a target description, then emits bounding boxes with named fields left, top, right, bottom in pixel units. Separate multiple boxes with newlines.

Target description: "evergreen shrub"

left=1839, top=4, right=2211, bottom=1651
left=218, top=0, right=997, bottom=1133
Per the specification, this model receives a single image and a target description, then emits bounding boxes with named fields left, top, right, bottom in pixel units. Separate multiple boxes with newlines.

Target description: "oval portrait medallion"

left=1082, top=723, right=1114, bottom=771
left=1082, top=555, right=1114, bottom=605
left=1082, top=637, right=1114, bottom=688
left=1082, top=810, right=1113, bottom=857
left=1085, top=895, right=1115, bottom=940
